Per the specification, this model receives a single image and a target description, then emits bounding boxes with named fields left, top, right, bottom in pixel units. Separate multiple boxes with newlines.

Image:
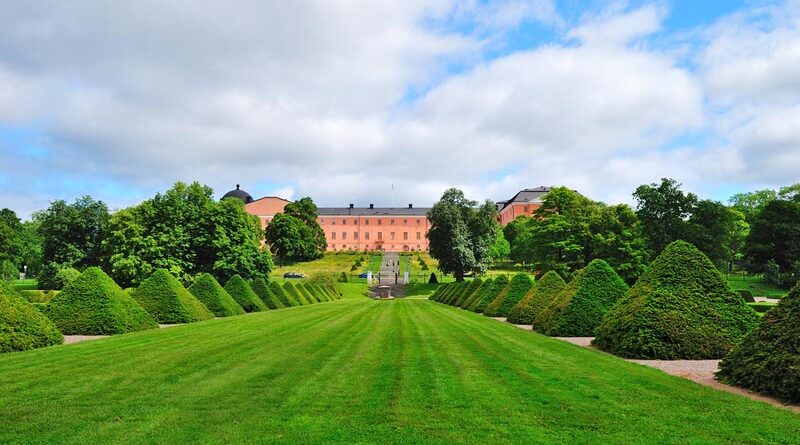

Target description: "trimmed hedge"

left=460, top=279, right=493, bottom=309
left=20, top=290, right=58, bottom=304
left=224, top=275, right=267, bottom=312
left=484, top=273, right=535, bottom=317
left=434, top=283, right=456, bottom=303
left=284, top=283, right=309, bottom=305
left=45, top=267, right=158, bottom=335
left=534, top=260, right=628, bottom=336
left=444, top=282, right=469, bottom=305
left=468, top=275, right=509, bottom=313
left=270, top=281, right=297, bottom=306
left=309, top=283, right=330, bottom=302
left=428, top=284, right=447, bottom=301
left=188, top=273, right=245, bottom=317
left=0, top=283, right=63, bottom=353
left=593, top=241, right=759, bottom=359
left=507, top=271, right=566, bottom=325
left=738, top=289, right=755, bottom=303
left=132, top=269, right=214, bottom=323
left=717, top=283, right=800, bottom=403
left=455, top=278, right=483, bottom=307
left=297, top=283, right=318, bottom=304
left=250, top=278, right=285, bottom=310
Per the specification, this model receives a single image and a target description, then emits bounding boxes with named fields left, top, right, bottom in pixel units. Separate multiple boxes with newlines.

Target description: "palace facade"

left=228, top=185, right=552, bottom=252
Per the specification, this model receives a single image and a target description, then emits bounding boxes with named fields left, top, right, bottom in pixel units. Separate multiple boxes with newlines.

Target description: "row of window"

left=321, top=218, right=423, bottom=226
left=331, top=244, right=423, bottom=250
left=330, top=231, right=423, bottom=241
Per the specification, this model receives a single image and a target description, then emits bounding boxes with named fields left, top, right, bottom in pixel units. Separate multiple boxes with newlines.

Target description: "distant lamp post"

left=20, top=264, right=28, bottom=280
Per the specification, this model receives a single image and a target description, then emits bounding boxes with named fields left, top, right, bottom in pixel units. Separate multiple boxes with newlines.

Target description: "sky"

left=1, top=0, right=799, bottom=218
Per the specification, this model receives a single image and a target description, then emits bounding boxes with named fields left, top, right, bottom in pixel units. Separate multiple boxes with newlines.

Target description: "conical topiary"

left=429, top=284, right=447, bottom=301
left=461, top=278, right=493, bottom=309
left=0, top=283, right=63, bottom=352
left=308, top=283, right=330, bottom=302
left=484, top=273, right=535, bottom=317
left=45, top=267, right=157, bottom=335
left=444, top=281, right=469, bottom=305
left=455, top=278, right=483, bottom=307
left=716, top=283, right=800, bottom=403
left=534, top=260, right=628, bottom=336
left=270, top=281, right=296, bottom=306
left=284, top=282, right=309, bottom=305
left=593, top=241, right=759, bottom=359
left=132, top=269, right=214, bottom=323
left=468, top=275, right=509, bottom=313
left=188, top=273, right=244, bottom=317
left=250, top=278, right=285, bottom=310
left=507, top=271, right=566, bottom=325
left=297, top=283, right=318, bottom=303
left=438, top=283, right=461, bottom=303
left=224, top=275, right=267, bottom=312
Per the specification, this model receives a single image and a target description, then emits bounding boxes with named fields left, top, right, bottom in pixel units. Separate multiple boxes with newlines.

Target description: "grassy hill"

left=0, top=285, right=797, bottom=444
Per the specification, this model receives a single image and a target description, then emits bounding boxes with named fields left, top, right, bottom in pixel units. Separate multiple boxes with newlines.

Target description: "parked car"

left=357, top=272, right=369, bottom=278
left=283, top=272, right=306, bottom=279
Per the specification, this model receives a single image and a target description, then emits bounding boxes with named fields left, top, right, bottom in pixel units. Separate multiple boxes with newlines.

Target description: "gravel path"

left=753, top=297, right=781, bottom=303
left=63, top=335, right=107, bottom=344
left=553, top=335, right=800, bottom=413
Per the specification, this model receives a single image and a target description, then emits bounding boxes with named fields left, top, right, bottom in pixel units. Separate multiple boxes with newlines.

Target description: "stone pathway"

left=371, top=252, right=405, bottom=297
left=753, top=297, right=781, bottom=303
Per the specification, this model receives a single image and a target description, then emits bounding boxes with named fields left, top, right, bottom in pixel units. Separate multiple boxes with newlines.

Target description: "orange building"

left=496, top=186, right=551, bottom=226
left=234, top=188, right=431, bottom=252
left=317, top=204, right=431, bottom=252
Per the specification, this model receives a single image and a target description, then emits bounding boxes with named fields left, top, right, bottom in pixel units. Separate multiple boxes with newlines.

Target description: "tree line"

left=426, top=179, right=800, bottom=287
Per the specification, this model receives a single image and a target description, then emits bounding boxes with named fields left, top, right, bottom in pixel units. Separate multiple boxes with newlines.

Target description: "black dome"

left=222, top=184, right=254, bottom=204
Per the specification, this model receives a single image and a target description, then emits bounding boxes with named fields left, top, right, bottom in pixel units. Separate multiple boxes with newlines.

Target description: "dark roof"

left=318, top=206, right=430, bottom=216
left=497, top=186, right=551, bottom=210
left=221, top=184, right=254, bottom=204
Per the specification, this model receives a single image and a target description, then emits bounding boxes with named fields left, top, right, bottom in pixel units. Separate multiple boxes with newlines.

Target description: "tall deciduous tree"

left=102, top=182, right=271, bottom=287
left=265, top=197, right=326, bottom=262
left=427, top=188, right=499, bottom=281
left=745, top=199, right=800, bottom=278
left=633, top=178, right=697, bottom=255
left=36, top=196, right=109, bottom=270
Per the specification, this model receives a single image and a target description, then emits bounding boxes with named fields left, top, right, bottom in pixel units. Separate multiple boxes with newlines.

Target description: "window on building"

left=416, top=232, right=421, bottom=240
left=354, top=232, right=358, bottom=240
left=417, top=244, right=420, bottom=249
left=524, top=205, right=529, bottom=213
left=390, top=232, right=395, bottom=240
left=378, top=219, right=382, bottom=225
left=320, top=219, right=324, bottom=224
left=403, top=219, right=407, bottom=225
left=365, top=219, right=369, bottom=225
left=332, top=232, right=336, bottom=239
left=378, top=232, right=382, bottom=240
left=343, top=219, right=347, bottom=225
left=403, top=232, right=408, bottom=240
left=365, top=232, right=370, bottom=240
left=342, top=232, right=347, bottom=240
left=331, top=220, right=336, bottom=225
left=353, top=219, right=357, bottom=225
left=390, top=219, right=395, bottom=225
left=342, top=244, right=346, bottom=249
left=416, top=219, right=421, bottom=224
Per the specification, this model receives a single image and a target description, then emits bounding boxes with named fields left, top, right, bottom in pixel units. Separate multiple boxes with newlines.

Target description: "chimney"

left=408, top=204, right=413, bottom=209
left=349, top=203, right=354, bottom=209
left=369, top=204, right=374, bottom=209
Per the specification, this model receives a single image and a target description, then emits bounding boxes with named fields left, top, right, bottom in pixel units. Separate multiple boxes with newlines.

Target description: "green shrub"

left=435, top=283, right=458, bottom=303
left=38, top=263, right=81, bottom=290
left=250, top=278, right=285, bottom=309
left=19, top=290, right=54, bottom=303
left=454, top=278, right=483, bottom=307
left=484, top=273, right=535, bottom=317
left=460, top=279, right=493, bottom=309
left=224, top=275, right=267, bottom=312
left=507, top=271, right=566, bottom=325
left=0, top=260, right=18, bottom=281
left=747, top=302, right=776, bottom=313
left=737, top=290, right=755, bottom=303
left=468, top=275, right=509, bottom=313
left=428, top=273, right=438, bottom=284
left=269, top=281, right=296, bottom=306
left=444, top=282, right=469, bottom=305
left=593, top=241, right=759, bottom=359
left=283, top=282, right=309, bottom=305
left=717, top=283, right=800, bottom=403
left=297, top=283, right=318, bottom=303
left=534, top=260, right=628, bottom=336
left=338, top=272, right=349, bottom=283
left=308, top=283, right=330, bottom=302
left=45, top=267, right=157, bottom=335
left=132, top=269, right=214, bottom=323
left=187, top=273, right=245, bottom=317
left=428, top=284, right=447, bottom=301
left=0, top=283, right=63, bottom=353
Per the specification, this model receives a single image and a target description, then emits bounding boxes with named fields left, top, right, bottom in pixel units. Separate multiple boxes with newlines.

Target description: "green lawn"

left=727, top=274, right=788, bottom=298
left=1, top=287, right=798, bottom=444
